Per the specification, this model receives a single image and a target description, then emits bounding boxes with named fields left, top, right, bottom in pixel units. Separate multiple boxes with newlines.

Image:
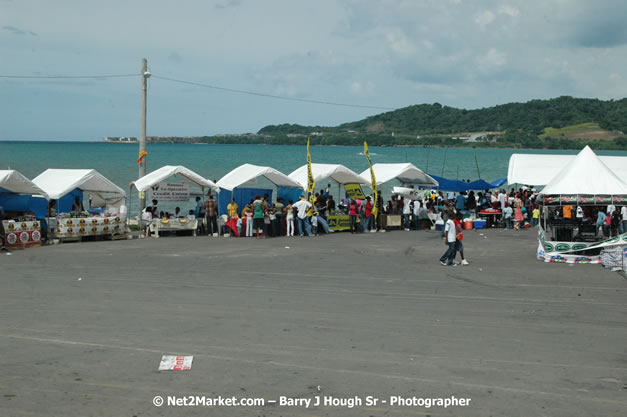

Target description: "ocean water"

left=2, top=141, right=627, bottom=204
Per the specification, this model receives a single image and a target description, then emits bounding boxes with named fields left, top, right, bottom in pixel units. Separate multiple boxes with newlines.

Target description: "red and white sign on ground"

left=158, top=355, right=193, bottom=371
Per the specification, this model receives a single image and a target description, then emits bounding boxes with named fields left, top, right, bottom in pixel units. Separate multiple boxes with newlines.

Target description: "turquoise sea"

left=2, top=141, right=627, bottom=205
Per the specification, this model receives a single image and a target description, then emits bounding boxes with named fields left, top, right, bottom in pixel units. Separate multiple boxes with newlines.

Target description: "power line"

left=0, top=71, right=397, bottom=111
left=152, top=74, right=396, bottom=111
left=0, top=74, right=139, bottom=79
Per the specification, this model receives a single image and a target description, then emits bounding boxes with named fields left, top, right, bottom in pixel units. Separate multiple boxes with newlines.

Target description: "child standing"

left=532, top=206, right=540, bottom=227
left=245, top=207, right=253, bottom=237
left=311, top=211, right=319, bottom=236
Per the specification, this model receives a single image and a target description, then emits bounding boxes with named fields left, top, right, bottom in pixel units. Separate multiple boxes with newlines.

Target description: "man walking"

left=439, top=215, right=457, bottom=266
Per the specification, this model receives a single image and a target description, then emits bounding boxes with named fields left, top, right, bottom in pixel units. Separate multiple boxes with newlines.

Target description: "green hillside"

left=254, top=96, right=627, bottom=150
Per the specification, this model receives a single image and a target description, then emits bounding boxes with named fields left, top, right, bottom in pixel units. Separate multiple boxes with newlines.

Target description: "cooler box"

left=463, top=221, right=473, bottom=230
left=435, top=222, right=444, bottom=231
left=474, top=220, right=486, bottom=229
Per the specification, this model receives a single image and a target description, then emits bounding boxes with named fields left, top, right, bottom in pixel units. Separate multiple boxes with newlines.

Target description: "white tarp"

left=508, top=152, right=627, bottom=185
left=359, top=163, right=438, bottom=187
left=33, top=169, right=125, bottom=206
left=217, top=163, right=301, bottom=191
left=0, top=170, right=48, bottom=197
left=539, top=146, right=627, bottom=196
left=131, top=165, right=218, bottom=193
left=288, top=163, right=369, bottom=189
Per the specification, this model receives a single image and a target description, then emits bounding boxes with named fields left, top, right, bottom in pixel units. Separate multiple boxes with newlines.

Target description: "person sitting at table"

left=174, top=207, right=182, bottom=218
left=186, top=210, right=195, bottom=221
left=48, top=199, right=57, bottom=217
left=72, top=197, right=84, bottom=213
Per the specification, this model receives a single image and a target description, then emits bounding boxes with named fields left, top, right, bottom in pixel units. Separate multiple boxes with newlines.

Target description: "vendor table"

left=2, top=220, right=42, bottom=248
left=479, top=210, right=501, bottom=228
left=149, top=218, right=198, bottom=238
left=53, top=216, right=128, bottom=240
left=381, top=214, right=402, bottom=229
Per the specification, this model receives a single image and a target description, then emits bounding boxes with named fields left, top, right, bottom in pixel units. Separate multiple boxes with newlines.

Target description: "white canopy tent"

left=288, top=163, right=369, bottom=189
left=217, top=164, right=301, bottom=191
left=508, top=153, right=627, bottom=186
left=0, top=170, right=48, bottom=197
left=131, top=165, right=218, bottom=193
left=539, top=146, right=627, bottom=200
left=33, top=169, right=125, bottom=208
left=359, top=163, right=438, bottom=187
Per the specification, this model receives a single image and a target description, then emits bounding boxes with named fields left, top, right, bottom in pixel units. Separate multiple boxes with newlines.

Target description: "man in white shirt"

left=607, top=204, right=616, bottom=216
left=439, top=217, right=457, bottom=266
left=498, top=190, right=507, bottom=210
left=292, top=196, right=313, bottom=236
left=412, top=199, right=421, bottom=230
left=621, top=205, right=627, bottom=234
left=403, top=197, right=412, bottom=231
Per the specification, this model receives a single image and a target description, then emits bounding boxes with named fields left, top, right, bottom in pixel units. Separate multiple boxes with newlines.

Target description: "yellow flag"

left=306, top=138, right=316, bottom=205
left=364, top=141, right=378, bottom=217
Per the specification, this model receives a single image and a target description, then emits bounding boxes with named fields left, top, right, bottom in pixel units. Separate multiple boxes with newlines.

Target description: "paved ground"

left=1, top=227, right=626, bottom=417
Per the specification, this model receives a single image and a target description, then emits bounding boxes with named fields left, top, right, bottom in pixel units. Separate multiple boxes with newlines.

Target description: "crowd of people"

left=137, top=186, right=627, bottom=252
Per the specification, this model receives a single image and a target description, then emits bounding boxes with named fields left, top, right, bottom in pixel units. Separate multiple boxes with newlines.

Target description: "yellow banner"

left=344, top=183, right=366, bottom=199
left=364, top=141, right=378, bottom=217
left=306, top=138, right=316, bottom=205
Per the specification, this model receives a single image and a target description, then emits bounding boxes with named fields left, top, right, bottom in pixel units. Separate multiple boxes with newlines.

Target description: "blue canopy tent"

left=0, top=170, right=49, bottom=218
left=428, top=174, right=506, bottom=192
left=216, top=164, right=302, bottom=215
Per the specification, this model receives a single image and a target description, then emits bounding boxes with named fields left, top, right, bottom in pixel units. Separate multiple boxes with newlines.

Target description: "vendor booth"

left=536, top=146, right=627, bottom=263
left=32, top=169, right=128, bottom=242
left=508, top=153, right=627, bottom=186
left=131, top=165, right=218, bottom=238
left=289, top=164, right=369, bottom=231
left=0, top=170, right=49, bottom=248
left=216, top=164, right=302, bottom=236
left=360, top=163, right=439, bottom=229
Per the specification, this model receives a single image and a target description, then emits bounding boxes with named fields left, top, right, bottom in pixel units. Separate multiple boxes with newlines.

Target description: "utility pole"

left=138, top=58, right=150, bottom=217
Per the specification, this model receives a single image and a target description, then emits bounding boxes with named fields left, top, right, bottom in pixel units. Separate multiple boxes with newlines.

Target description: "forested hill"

left=255, top=96, right=627, bottom=149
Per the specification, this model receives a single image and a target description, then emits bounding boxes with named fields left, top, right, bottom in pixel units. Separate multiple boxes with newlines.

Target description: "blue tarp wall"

left=55, top=188, right=84, bottom=213
left=0, top=191, right=48, bottom=218
left=277, top=186, right=304, bottom=205
left=218, top=187, right=273, bottom=215
left=428, top=175, right=507, bottom=192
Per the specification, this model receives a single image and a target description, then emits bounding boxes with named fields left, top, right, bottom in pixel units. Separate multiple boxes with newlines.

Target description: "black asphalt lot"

left=1, top=227, right=626, bottom=417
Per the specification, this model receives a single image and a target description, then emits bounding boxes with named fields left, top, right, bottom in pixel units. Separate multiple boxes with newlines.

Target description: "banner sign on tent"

left=326, top=215, right=351, bottom=231
left=344, top=183, right=366, bottom=200
left=55, top=216, right=127, bottom=238
left=537, top=227, right=627, bottom=264
left=149, top=182, right=189, bottom=202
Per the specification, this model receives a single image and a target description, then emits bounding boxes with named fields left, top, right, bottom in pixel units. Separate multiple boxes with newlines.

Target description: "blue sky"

left=1, top=0, right=627, bottom=141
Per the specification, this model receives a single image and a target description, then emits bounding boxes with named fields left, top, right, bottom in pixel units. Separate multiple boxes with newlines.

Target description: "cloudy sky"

left=1, top=0, right=626, bottom=141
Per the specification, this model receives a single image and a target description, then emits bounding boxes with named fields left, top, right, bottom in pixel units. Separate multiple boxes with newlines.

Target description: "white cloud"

left=385, top=29, right=415, bottom=57
left=498, top=5, right=520, bottom=17
left=350, top=80, right=375, bottom=96
left=477, top=48, right=507, bottom=72
left=474, top=10, right=496, bottom=29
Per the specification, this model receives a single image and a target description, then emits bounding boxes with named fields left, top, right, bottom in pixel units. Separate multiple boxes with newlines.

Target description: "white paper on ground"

left=158, top=355, right=193, bottom=371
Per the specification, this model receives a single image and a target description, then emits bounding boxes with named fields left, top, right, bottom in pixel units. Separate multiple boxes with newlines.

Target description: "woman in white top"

left=285, top=200, right=295, bottom=237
